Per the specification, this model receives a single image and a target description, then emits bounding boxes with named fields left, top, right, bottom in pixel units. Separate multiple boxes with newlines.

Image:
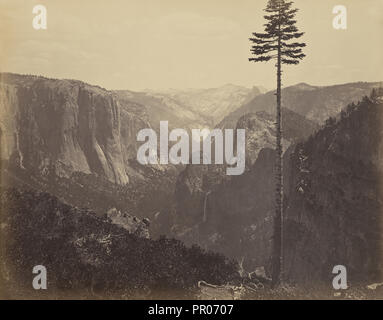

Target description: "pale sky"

left=0, top=0, right=382, bottom=91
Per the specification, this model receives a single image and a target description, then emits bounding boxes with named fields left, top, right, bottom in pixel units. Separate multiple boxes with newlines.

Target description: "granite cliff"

left=0, top=73, right=150, bottom=185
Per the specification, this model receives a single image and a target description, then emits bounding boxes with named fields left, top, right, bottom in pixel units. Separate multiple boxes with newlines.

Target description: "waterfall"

left=203, top=190, right=211, bottom=223
left=15, top=131, right=25, bottom=169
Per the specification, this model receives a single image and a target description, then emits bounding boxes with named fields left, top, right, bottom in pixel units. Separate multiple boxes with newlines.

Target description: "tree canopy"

left=249, top=0, right=306, bottom=65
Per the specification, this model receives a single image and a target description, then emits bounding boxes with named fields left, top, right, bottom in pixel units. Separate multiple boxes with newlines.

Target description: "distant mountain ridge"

left=151, top=84, right=263, bottom=126
left=219, top=81, right=383, bottom=129
left=116, top=84, right=263, bottom=130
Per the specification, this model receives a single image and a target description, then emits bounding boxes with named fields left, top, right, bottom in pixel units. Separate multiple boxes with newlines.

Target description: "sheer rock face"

left=284, top=100, right=383, bottom=285
left=0, top=74, right=150, bottom=185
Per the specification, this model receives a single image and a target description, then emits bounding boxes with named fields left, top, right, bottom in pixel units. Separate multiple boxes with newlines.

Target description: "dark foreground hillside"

left=0, top=188, right=239, bottom=299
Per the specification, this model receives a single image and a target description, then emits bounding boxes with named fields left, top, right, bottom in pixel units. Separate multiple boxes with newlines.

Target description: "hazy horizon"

left=1, top=0, right=383, bottom=91
left=2, top=71, right=383, bottom=94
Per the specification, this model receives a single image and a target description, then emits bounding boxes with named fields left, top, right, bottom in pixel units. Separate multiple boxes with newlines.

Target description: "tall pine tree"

left=249, top=0, right=306, bottom=285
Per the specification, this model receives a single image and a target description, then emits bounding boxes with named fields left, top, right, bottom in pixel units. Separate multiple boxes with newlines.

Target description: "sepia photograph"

left=1, top=0, right=383, bottom=305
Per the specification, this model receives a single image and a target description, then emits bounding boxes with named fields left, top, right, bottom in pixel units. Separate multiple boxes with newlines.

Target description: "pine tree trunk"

left=272, top=29, right=283, bottom=286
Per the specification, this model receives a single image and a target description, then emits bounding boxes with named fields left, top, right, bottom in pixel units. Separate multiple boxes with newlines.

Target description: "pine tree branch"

left=251, top=32, right=275, bottom=39
left=282, top=42, right=306, bottom=48
left=281, top=26, right=299, bottom=33
left=251, top=43, right=279, bottom=53
left=249, top=56, right=273, bottom=62
left=282, top=48, right=304, bottom=55
left=281, top=58, right=300, bottom=64
left=249, top=37, right=278, bottom=45
left=264, top=13, right=280, bottom=20
left=283, top=8, right=298, bottom=16
left=281, top=32, right=304, bottom=40
left=282, top=52, right=305, bottom=59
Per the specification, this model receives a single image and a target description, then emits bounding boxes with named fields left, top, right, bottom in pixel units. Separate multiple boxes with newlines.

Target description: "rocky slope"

left=219, top=82, right=383, bottom=128
left=236, top=108, right=318, bottom=165
left=0, top=73, right=151, bottom=185
left=2, top=158, right=179, bottom=237
left=0, top=187, right=239, bottom=299
left=284, top=97, right=383, bottom=285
